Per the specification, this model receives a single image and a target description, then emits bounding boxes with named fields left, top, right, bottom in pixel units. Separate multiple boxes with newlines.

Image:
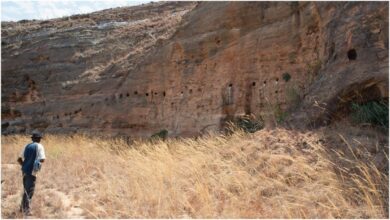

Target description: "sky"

left=1, top=0, right=151, bottom=21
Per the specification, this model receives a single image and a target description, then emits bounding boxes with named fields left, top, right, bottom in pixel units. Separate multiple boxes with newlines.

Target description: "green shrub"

left=227, top=115, right=264, bottom=133
left=351, top=100, right=389, bottom=130
left=151, top=129, right=168, bottom=140
left=282, top=73, right=291, bottom=82
left=237, top=115, right=264, bottom=133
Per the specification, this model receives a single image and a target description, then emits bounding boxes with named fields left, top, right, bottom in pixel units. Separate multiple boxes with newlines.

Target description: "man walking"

left=17, top=131, right=46, bottom=215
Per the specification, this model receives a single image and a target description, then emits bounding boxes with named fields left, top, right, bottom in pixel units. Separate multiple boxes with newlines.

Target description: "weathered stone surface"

left=1, top=1, right=388, bottom=137
left=288, top=2, right=389, bottom=128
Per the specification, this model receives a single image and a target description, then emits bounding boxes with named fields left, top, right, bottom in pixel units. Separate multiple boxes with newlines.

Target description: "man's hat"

left=31, top=131, right=43, bottom=138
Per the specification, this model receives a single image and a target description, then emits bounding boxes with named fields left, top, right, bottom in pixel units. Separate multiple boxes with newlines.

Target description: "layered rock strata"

left=1, top=1, right=388, bottom=136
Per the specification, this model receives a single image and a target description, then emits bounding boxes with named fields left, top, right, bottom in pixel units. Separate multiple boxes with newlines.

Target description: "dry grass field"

left=1, top=125, right=388, bottom=218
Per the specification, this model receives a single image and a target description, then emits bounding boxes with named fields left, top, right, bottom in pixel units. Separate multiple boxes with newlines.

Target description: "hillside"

left=1, top=124, right=388, bottom=218
left=1, top=1, right=388, bottom=218
left=1, top=1, right=388, bottom=137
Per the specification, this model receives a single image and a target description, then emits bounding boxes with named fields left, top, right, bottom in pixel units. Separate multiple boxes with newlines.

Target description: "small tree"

left=282, top=72, right=291, bottom=82
left=151, top=129, right=168, bottom=140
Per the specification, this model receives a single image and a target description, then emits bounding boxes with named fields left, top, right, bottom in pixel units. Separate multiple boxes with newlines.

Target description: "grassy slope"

left=1, top=126, right=388, bottom=218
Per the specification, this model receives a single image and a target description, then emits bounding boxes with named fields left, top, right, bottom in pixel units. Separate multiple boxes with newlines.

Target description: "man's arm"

left=37, top=144, right=46, bottom=163
left=18, top=146, right=25, bottom=166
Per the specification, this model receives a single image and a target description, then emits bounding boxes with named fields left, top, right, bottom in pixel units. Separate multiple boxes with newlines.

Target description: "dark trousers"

left=21, top=174, right=36, bottom=213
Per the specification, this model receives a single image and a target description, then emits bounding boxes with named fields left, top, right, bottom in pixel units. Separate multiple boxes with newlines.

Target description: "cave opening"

left=347, top=49, right=357, bottom=60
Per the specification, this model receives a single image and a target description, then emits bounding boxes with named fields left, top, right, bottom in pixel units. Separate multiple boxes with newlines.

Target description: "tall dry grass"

left=1, top=127, right=388, bottom=218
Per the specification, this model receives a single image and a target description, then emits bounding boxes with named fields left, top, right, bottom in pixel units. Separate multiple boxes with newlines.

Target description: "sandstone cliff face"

left=1, top=1, right=388, bottom=137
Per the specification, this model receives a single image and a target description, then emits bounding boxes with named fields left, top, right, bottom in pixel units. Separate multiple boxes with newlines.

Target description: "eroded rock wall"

left=1, top=1, right=388, bottom=137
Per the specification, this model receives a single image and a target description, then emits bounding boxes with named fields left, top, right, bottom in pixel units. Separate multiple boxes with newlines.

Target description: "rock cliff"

left=1, top=1, right=388, bottom=137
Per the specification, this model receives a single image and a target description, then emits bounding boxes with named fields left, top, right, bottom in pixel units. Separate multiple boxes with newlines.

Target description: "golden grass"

left=1, top=127, right=388, bottom=218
